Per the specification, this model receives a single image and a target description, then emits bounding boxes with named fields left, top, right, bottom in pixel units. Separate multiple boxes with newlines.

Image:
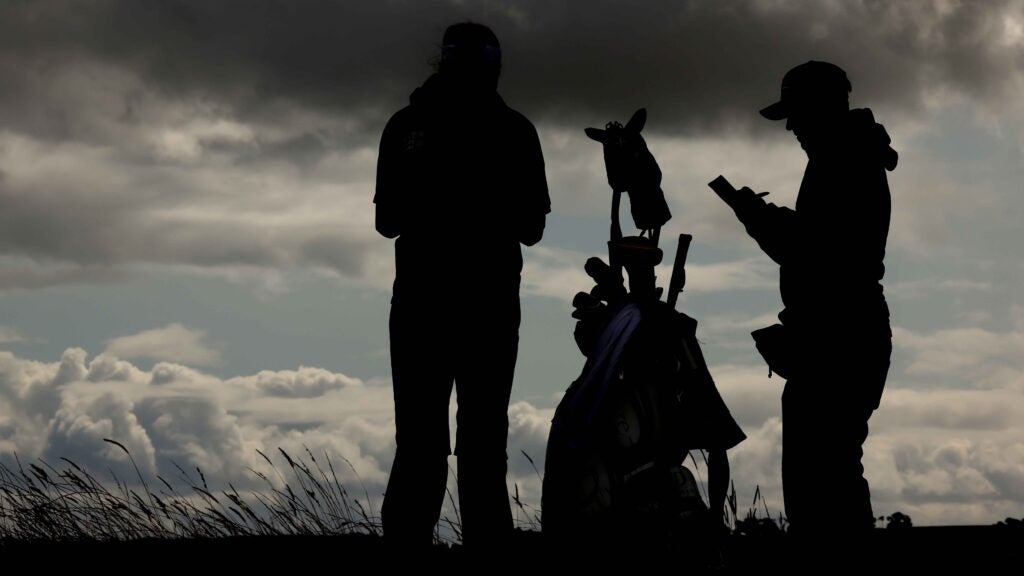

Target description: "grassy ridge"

left=0, top=439, right=381, bottom=541
left=3, top=440, right=1020, bottom=573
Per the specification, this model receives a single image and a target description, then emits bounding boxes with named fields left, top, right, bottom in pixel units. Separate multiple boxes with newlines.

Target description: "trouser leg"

left=827, top=408, right=875, bottom=531
left=382, top=303, right=454, bottom=546
left=782, top=337, right=890, bottom=536
left=781, top=378, right=815, bottom=534
left=453, top=301, right=520, bottom=546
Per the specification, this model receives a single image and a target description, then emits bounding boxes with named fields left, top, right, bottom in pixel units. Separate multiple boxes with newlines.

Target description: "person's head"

left=438, top=22, right=502, bottom=94
left=760, top=61, right=851, bottom=151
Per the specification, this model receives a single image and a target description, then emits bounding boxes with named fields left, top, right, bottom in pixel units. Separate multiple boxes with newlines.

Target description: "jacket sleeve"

left=373, top=113, right=407, bottom=239
left=516, top=120, right=551, bottom=246
left=736, top=200, right=797, bottom=266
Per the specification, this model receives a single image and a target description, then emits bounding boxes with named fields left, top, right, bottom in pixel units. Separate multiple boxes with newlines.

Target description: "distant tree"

left=885, top=511, right=912, bottom=530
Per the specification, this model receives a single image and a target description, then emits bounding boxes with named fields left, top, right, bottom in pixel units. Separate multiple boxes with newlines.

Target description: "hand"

left=709, top=176, right=769, bottom=217
left=729, top=186, right=770, bottom=218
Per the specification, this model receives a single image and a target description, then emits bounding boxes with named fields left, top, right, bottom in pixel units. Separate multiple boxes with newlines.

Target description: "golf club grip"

left=667, top=233, right=693, bottom=308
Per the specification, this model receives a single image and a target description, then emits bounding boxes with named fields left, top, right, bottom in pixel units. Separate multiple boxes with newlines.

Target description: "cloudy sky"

left=2, top=0, right=1024, bottom=527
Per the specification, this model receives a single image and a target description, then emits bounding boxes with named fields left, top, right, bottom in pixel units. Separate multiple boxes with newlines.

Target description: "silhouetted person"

left=374, top=22, right=549, bottom=546
left=713, top=61, right=896, bottom=537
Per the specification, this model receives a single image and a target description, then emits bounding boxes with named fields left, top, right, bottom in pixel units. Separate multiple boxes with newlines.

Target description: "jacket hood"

left=409, top=73, right=443, bottom=108
left=848, top=108, right=898, bottom=171
left=409, top=73, right=504, bottom=113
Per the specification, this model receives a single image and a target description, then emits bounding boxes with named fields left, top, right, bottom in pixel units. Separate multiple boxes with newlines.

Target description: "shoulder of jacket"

left=501, top=105, right=538, bottom=132
left=385, top=105, right=418, bottom=128
left=382, top=106, right=428, bottom=146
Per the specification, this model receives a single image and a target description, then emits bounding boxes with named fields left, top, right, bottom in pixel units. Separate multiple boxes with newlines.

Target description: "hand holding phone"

left=708, top=175, right=769, bottom=216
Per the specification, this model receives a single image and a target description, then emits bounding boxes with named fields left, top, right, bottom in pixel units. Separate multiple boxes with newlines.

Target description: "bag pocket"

left=751, top=323, right=793, bottom=379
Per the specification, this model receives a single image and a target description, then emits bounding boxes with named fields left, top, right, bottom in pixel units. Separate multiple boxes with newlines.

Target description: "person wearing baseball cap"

left=713, top=61, right=898, bottom=539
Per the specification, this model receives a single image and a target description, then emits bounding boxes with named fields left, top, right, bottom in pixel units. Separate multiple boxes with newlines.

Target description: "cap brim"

left=759, top=101, right=788, bottom=121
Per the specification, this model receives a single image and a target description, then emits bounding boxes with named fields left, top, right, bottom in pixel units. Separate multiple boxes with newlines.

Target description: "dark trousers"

left=781, top=333, right=891, bottom=535
left=382, top=293, right=520, bottom=546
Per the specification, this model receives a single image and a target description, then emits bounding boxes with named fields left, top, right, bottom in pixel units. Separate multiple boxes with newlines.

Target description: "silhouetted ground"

left=1, top=525, right=1019, bottom=571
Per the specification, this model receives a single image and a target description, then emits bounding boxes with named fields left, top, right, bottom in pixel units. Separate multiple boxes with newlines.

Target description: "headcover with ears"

left=586, top=108, right=671, bottom=231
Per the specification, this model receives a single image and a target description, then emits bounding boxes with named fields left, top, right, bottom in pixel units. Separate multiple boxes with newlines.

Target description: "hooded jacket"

left=375, top=74, right=550, bottom=302
left=738, top=108, right=897, bottom=337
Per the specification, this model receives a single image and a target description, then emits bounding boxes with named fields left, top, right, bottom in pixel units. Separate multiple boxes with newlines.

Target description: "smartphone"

left=708, top=175, right=738, bottom=201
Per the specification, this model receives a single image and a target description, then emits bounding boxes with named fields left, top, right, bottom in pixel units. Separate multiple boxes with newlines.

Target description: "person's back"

left=378, top=73, right=547, bottom=302
left=374, top=22, right=550, bottom=547
left=779, top=107, right=895, bottom=344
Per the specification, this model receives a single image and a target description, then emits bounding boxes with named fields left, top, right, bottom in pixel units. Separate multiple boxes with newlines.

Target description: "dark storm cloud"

left=0, top=0, right=446, bottom=144
left=0, top=160, right=370, bottom=271
left=0, top=0, right=1020, bottom=288
left=1, top=0, right=1020, bottom=140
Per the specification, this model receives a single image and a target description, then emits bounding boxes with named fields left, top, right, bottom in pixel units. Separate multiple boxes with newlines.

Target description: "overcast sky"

left=2, top=0, right=1024, bottom=527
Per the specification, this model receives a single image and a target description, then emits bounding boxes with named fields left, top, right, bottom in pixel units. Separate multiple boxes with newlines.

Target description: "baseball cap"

left=759, top=61, right=852, bottom=121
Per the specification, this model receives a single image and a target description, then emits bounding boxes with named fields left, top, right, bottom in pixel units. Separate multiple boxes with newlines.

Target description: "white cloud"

left=1, top=344, right=1024, bottom=526
left=507, top=401, right=554, bottom=477
left=45, top=392, right=159, bottom=476
left=670, top=351, right=1024, bottom=526
left=865, top=433, right=1024, bottom=525
left=705, top=363, right=784, bottom=430
left=153, top=118, right=257, bottom=162
left=0, top=347, right=556, bottom=520
left=229, top=366, right=363, bottom=398
left=663, top=259, right=778, bottom=294
left=873, top=388, right=1024, bottom=431
left=863, top=385, right=1024, bottom=524
left=0, top=347, right=384, bottom=490
left=726, top=417, right=785, bottom=517
left=104, top=323, right=223, bottom=367
left=521, top=246, right=592, bottom=301
left=894, top=324, right=1024, bottom=388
